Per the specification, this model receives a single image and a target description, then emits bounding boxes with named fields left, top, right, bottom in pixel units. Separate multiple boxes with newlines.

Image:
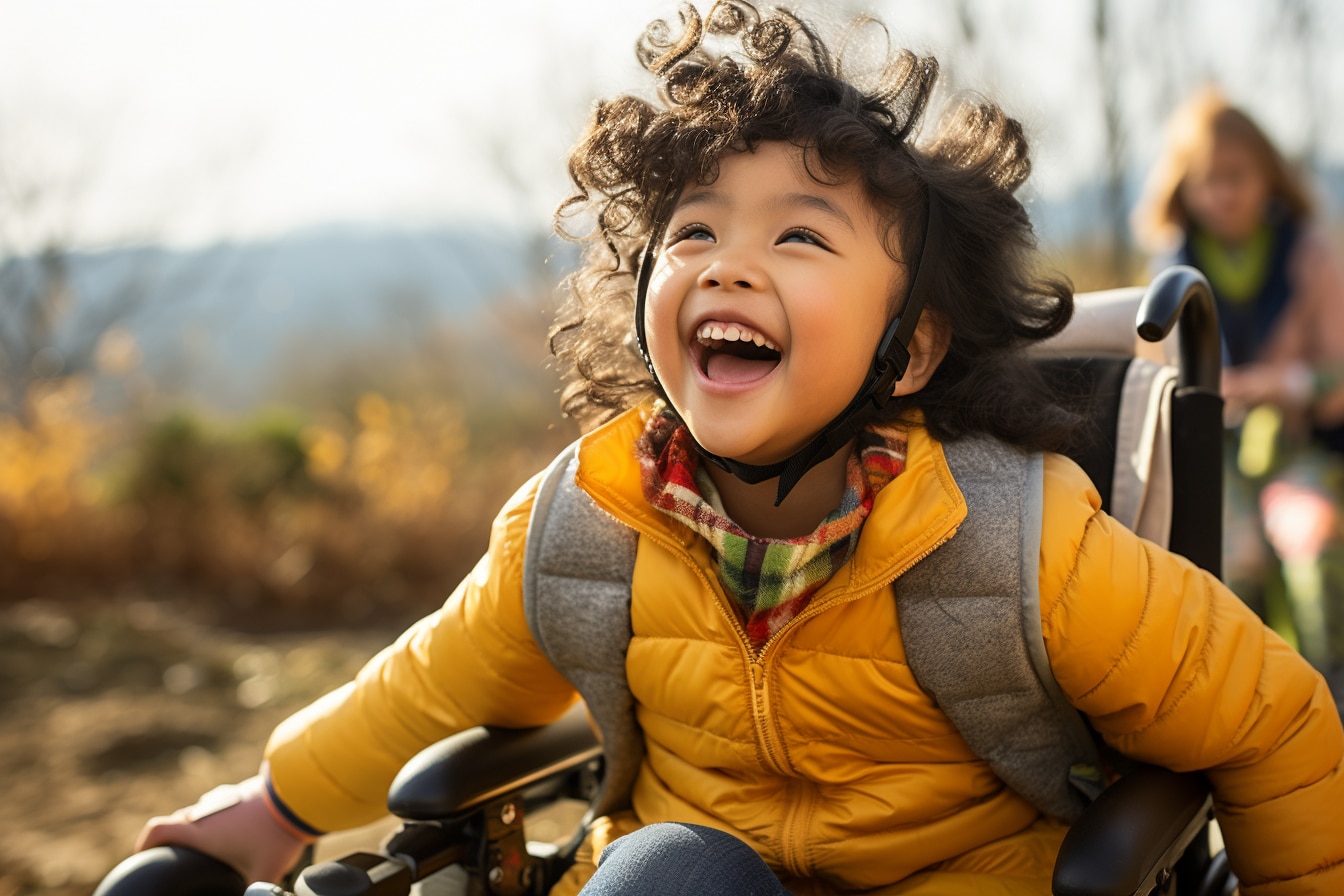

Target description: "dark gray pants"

left=578, top=823, right=795, bottom=896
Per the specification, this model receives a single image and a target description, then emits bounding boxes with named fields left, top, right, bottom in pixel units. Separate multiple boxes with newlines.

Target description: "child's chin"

left=691, top=436, right=759, bottom=464
left=685, top=422, right=806, bottom=467
left=697, top=437, right=797, bottom=469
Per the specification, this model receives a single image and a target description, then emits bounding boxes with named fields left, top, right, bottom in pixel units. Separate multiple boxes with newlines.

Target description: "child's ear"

left=891, top=311, right=951, bottom=398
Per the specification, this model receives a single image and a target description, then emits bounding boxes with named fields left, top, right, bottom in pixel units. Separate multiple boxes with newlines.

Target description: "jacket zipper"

left=742, top=529, right=959, bottom=877
left=752, top=528, right=958, bottom=657
left=585, top=482, right=958, bottom=878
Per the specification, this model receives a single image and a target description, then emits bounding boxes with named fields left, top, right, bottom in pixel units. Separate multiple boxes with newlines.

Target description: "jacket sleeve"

left=262, top=472, right=580, bottom=833
left=1037, top=454, right=1344, bottom=895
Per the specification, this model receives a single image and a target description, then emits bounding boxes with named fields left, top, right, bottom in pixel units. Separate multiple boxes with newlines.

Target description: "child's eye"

left=779, top=228, right=827, bottom=248
left=668, top=224, right=715, bottom=244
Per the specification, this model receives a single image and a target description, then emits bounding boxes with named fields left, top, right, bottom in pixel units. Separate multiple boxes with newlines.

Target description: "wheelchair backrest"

left=1033, top=286, right=1181, bottom=549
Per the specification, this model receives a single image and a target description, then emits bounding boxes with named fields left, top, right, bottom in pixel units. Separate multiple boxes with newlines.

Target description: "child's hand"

left=1222, top=361, right=1314, bottom=412
left=135, top=775, right=311, bottom=886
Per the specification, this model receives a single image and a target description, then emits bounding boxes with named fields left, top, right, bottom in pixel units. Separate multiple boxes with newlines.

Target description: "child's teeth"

left=695, top=322, right=778, bottom=350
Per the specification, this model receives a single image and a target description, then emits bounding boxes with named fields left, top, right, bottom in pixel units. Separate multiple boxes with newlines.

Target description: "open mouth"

left=693, top=322, right=782, bottom=384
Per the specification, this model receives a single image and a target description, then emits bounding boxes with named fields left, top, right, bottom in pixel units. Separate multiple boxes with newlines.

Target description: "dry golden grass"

left=0, top=373, right=576, bottom=626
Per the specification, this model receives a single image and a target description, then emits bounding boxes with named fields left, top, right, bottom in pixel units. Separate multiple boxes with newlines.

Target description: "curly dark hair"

left=549, top=1, right=1080, bottom=454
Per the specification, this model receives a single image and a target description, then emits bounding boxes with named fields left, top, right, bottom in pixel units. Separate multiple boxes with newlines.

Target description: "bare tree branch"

left=1093, top=0, right=1134, bottom=283
left=0, top=122, right=236, bottom=424
left=1278, top=0, right=1321, bottom=169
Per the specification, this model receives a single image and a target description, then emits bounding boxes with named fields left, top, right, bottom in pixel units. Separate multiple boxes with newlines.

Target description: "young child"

left=1133, top=88, right=1344, bottom=685
left=138, top=4, right=1344, bottom=894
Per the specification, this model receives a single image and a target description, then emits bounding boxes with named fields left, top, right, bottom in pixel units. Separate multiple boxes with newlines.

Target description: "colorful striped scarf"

left=637, top=408, right=907, bottom=648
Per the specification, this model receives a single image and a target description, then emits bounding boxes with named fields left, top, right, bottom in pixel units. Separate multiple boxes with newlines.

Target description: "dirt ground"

left=0, top=593, right=410, bottom=896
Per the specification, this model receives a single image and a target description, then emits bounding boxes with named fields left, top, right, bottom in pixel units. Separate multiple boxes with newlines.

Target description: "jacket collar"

left=573, top=404, right=967, bottom=596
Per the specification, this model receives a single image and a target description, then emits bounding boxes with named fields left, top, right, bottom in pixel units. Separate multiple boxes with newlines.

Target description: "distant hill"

left=27, top=224, right=574, bottom=411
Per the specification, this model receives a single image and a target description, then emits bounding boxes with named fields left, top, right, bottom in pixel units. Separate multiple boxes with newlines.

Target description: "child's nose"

left=697, top=255, right=762, bottom=291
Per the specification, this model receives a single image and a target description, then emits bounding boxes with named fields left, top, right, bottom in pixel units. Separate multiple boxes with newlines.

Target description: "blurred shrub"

left=0, top=382, right=575, bottom=629
left=0, top=377, right=130, bottom=579
left=131, top=410, right=313, bottom=505
left=0, top=377, right=102, bottom=521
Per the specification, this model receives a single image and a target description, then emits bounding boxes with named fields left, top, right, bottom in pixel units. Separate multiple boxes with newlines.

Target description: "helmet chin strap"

left=635, top=188, right=944, bottom=506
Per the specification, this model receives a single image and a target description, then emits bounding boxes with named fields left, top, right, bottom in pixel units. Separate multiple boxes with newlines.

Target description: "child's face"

left=1179, top=137, right=1272, bottom=246
left=644, top=141, right=904, bottom=466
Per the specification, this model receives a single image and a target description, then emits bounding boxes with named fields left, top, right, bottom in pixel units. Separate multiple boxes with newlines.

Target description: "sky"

left=1, top=0, right=1340, bottom=250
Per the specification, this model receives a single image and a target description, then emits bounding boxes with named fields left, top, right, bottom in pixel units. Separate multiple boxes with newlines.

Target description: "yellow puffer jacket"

left=265, top=405, right=1344, bottom=895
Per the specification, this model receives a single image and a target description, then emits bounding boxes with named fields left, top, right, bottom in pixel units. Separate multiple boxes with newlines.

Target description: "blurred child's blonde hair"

left=1132, top=86, right=1315, bottom=252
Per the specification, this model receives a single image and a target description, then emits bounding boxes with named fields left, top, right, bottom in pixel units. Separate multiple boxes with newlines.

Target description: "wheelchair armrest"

left=93, top=845, right=246, bottom=896
left=1052, top=765, right=1214, bottom=896
left=387, top=702, right=602, bottom=821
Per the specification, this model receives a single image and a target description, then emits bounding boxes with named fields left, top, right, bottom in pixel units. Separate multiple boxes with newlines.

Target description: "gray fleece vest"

left=522, top=436, right=1105, bottom=824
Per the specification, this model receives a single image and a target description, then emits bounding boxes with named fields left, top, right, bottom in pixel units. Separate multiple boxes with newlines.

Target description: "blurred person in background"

left=1133, top=86, right=1344, bottom=689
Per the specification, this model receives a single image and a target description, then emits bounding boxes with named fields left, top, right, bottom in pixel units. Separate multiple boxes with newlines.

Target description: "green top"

left=1191, top=223, right=1274, bottom=305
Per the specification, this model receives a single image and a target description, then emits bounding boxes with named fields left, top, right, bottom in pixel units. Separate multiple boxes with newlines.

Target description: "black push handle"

left=1137, top=266, right=1225, bottom=576
left=1136, top=265, right=1220, bottom=392
left=94, top=845, right=248, bottom=896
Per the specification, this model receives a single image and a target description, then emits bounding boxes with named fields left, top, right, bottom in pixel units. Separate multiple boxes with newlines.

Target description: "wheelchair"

left=95, top=266, right=1237, bottom=896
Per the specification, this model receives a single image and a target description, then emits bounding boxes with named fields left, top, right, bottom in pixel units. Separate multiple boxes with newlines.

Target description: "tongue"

left=705, top=352, right=778, bottom=384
